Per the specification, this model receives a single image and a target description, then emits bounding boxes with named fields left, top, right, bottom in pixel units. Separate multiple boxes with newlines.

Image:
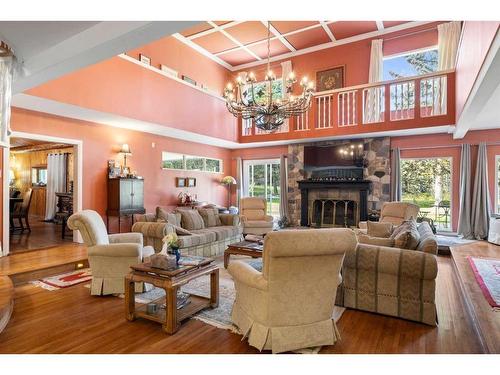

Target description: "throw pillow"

left=197, top=207, right=222, bottom=227
left=390, top=219, right=420, bottom=249
left=357, top=234, right=395, bottom=247
left=156, top=219, right=192, bottom=236
left=367, top=221, right=393, bottom=238
left=156, top=207, right=181, bottom=226
left=179, top=209, right=205, bottom=230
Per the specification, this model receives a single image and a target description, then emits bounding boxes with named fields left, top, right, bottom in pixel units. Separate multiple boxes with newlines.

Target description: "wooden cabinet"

left=106, top=178, right=145, bottom=232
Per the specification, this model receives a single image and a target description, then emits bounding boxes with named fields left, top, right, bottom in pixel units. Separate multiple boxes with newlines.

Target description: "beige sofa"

left=68, top=210, right=154, bottom=295
left=240, top=197, right=274, bottom=235
left=342, top=221, right=438, bottom=325
left=359, top=202, right=420, bottom=232
left=228, top=228, right=357, bottom=353
left=132, top=207, right=243, bottom=257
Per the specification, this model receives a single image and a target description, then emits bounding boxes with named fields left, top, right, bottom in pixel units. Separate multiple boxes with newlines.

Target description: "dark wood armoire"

left=106, top=178, right=145, bottom=232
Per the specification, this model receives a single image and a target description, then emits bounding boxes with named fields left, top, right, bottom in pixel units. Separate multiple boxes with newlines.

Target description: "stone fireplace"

left=298, top=180, right=370, bottom=227
left=287, top=137, right=390, bottom=226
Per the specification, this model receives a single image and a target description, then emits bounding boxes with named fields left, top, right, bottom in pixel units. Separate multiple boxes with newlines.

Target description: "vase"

left=171, top=247, right=181, bottom=265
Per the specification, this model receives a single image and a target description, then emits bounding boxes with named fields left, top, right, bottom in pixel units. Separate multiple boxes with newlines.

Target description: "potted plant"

left=162, top=233, right=181, bottom=265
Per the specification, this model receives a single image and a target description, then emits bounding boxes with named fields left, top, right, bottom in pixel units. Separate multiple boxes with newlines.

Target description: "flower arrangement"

left=162, top=233, right=180, bottom=250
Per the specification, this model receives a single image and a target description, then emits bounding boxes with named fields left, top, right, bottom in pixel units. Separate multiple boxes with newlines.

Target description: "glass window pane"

left=383, top=49, right=438, bottom=80
left=205, top=158, right=221, bottom=173
left=186, top=156, right=204, bottom=171
left=400, top=157, right=452, bottom=231
left=162, top=152, right=184, bottom=169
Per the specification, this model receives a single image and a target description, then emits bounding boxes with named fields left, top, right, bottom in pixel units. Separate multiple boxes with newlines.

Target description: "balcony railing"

left=240, top=69, right=455, bottom=140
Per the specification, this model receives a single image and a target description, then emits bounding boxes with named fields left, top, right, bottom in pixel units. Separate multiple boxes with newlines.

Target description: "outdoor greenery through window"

left=161, top=152, right=222, bottom=173
left=401, top=157, right=452, bottom=231
left=243, top=159, right=280, bottom=218
left=383, top=48, right=438, bottom=80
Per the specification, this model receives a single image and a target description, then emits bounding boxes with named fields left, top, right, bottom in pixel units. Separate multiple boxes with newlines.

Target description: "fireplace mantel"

left=297, top=179, right=371, bottom=227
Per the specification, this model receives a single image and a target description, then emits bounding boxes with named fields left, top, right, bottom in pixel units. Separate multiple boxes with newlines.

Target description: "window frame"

left=161, top=151, right=223, bottom=174
left=400, top=156, right=454, bottom=233
left=495, top=155, right=500, bottom=214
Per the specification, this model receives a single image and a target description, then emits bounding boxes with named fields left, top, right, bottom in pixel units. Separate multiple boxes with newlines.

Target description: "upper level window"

left=242, top=80, right=282, bottom=105
left=383, top=48, right=438, bottom=81
left=495, top=155, right=500, bottom=214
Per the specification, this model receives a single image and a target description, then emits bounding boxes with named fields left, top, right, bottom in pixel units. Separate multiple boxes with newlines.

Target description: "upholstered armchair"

left=240, top=197, right=274, bottom=236
left=359, top=202, right=420, bottom=232
left=68, top=210, right=154, bottom=295
left=228, top=228, right=357, bottom=353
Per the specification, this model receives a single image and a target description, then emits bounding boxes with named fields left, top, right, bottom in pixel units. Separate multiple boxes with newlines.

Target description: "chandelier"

left=223, top=22, right=314, bottom=132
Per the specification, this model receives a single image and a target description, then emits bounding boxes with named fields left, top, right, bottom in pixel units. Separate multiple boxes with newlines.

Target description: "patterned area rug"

left=468, top=256, right=500, bottom=308
left=30, top=268, right=92, bottom=291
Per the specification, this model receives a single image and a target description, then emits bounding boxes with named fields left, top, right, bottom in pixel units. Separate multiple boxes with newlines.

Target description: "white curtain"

left=45, top=154, right=68, bottom=221
left=236, top=157, right=243, bottom=211
left=390, top=147, right=401, bottom=201
left=457, top=144, right=473, bottom=238
left=0, top=55, right=14, bottom=144
left=365, top=39, right=384, bottom=123
left=279, top=155, right=289, bottom=222
left=279, top=60, right=292, bottom=133
left=438, top=21, right=462, bottom=71
left=471, top=143, right=491, bottom=239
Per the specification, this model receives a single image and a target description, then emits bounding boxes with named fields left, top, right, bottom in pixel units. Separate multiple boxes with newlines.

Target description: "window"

left=383, top=48, right=438, bottom=81
left=495, top=155, right=500, bottom=214
left=32, top=166, right=47, bottom=186
left=401, top=157, right=452, bottom=231
left=242, top=80, right=282, bottom=105
left=161, top=152, right=222, bottom=173
left=243, top=159, right=280, bottom=218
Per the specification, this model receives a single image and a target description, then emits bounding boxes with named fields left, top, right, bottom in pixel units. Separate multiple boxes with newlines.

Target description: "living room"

left=0, top=1, right=499, bottom=373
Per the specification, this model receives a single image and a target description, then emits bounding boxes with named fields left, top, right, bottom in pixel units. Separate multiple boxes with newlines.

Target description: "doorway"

left=242, top=159, right=281, bottom=218
left=2, top=132, right=83, bottom=256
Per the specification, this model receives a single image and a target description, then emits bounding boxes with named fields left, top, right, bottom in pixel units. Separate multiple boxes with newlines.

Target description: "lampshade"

left=221, top=176, right=237, bottom=185
left=119, top=143, right=132, bottom=155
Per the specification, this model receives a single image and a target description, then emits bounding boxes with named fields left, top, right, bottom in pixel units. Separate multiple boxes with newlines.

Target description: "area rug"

left=30, top=268, right=92, bottom=291
left=467, top=256, right=500, bottom=309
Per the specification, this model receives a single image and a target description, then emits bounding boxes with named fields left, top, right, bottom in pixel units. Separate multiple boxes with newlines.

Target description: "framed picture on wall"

left=139, top=54, right=151, bottom=66
left=176, top=177, right=186, bottom=187
left=186, top=177, right=196, bottom=187
left=316, top=66, right=345, bottom=92
left=182, top=75, right=197, bottom=86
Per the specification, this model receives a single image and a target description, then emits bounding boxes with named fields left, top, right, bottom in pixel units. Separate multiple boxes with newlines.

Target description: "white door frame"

left=2, top=131, right=83, bottom=256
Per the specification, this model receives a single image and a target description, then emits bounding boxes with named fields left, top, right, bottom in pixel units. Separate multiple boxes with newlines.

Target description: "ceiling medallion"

left=223, top=22, right=314, bottom=132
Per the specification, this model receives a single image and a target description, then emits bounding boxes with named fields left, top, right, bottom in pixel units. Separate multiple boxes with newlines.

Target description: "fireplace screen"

left=310, top=199, right=358, bottom=228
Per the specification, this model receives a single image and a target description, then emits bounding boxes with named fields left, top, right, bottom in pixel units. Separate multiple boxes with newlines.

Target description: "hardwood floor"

left=451, top=242, right=500, bottom=354
left=9, top=215, right=74, bottom=253
left=0, top=254, right=484, bottom=354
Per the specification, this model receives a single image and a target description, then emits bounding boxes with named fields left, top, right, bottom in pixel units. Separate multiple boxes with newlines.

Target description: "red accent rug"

left=30, top=268, right=92, bottom=291
left=467, top=256, right=500, bottom=308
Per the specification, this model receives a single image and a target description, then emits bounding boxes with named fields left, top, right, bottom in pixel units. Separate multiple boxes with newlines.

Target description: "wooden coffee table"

left=224, top=241, right=263, bottom=268
left=125, top=259, right=218, bottom=334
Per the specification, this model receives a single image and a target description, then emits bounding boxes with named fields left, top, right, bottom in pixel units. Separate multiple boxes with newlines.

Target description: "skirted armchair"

left=68, top=210, right=154, bottom=295
left=240, top=197, right=274, bottom=236
left=228, top=228, right=357, bottom=353
left=359, top=202, right=420, bottom=232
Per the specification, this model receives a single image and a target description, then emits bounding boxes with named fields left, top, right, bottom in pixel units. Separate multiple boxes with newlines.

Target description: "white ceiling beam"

left=207, top=21, right=262, bottom=61
left=262, top=21, right=296, bottom=52
left=12, top=21, right=199, bottom=93
left=188, top=21, right=244, bottom=40
left=320, top=21, right=336, bottom=42
left=172, top=33, right=233, bottom=70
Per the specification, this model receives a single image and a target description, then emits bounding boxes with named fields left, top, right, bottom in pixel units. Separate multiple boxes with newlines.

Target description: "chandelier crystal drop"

left=223, top=21, right=314, bottom=132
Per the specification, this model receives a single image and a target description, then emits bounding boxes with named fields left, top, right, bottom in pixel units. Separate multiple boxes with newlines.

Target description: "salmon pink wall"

left=455, top=21, right=499, bottom=120
left=9, top=108, right=231, bottom=233
left=27, top=56, right=238, bottom=142
left=391, top=128, right=500, bottom=232
left=127, top=36, right=232, bottom=94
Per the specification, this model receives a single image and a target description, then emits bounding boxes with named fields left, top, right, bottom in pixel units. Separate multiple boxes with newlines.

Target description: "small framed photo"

left=186, top=177, right=196, bottom=187
left=160, top=64, right=178, bottom=78
left=176, top=177, right=186, bottom=187
left=139, top=54, right=151, bottom=66
left=316, top=65, right=345, bottom=92
left=182, top=75, right=196, bottom=86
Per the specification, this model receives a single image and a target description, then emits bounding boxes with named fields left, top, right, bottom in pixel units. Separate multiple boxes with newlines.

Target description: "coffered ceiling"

left=174, top=21, right=426, bottom=70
